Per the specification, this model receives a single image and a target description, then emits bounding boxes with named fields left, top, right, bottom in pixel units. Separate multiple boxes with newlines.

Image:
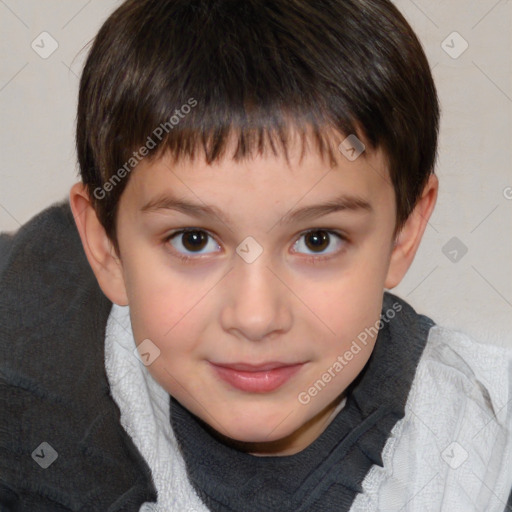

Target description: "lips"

left=210, top=361, right=304, bottom=393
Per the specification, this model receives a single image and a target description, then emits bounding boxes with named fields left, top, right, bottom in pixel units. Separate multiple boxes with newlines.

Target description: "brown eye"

left=181, top=230, right=208, bottom=252
left=166, top=229, right=220, bottom=257
left=293, top=229, right=345, bottom=259
left=304, top=230, right=330, bottom=252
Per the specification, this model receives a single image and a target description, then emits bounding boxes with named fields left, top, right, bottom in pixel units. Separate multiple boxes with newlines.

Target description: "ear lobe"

left=385, top=173, right=439, bottom=289
left=69, top=182, right=129, bottom=306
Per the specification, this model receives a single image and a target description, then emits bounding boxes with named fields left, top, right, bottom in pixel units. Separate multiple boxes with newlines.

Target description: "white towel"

left=352, top=325, right=512, bottom=512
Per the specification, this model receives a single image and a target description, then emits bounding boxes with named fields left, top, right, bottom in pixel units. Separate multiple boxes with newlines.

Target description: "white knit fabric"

left=351, top=325, right=512, bottom=512
left=104, top=303, right=512, bottom=512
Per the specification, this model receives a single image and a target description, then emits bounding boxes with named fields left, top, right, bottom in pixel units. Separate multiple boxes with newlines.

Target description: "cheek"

left=123, top=254, right=214, bottom=364
left=128, top=284, right=195, bottom=348
left=303, top=249, right=388, bottom=372
left=313, top=265, right=385, bottom=340
left=124, top=267, right=208, bottom=398
left=121, top=254, right=178, bottom=342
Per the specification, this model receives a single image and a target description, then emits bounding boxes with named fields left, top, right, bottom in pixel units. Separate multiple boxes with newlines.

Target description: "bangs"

left=77, top=0, right=439, bottom=247
left=82, top=0, right=374, bottom=186
left=135, top=110, right=357, bottom=170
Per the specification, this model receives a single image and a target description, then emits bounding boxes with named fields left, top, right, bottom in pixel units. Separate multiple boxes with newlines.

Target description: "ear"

left=385, top=173, right=438, bottom=289
left=69, top=182, right=129, bottom=306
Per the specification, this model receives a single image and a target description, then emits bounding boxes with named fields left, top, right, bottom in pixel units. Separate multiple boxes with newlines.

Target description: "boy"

left=1, top=0, right=511, bottom=510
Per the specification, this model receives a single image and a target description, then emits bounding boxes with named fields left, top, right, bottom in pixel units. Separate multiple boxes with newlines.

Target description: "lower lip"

left=211, top=363, right=304, bottom=393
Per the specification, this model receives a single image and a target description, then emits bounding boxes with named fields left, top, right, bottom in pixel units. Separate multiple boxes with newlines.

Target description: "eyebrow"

left=140, top=193, right=373, bottom=225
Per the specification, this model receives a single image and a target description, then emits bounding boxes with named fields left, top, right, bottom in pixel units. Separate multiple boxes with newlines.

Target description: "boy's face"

left=76, top=131, right=436, bottom=456
left=112, top=133, right=398, bottom=455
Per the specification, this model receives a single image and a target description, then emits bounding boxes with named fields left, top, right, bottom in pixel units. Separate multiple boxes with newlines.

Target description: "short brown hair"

left=76, top=0, right=440, bottom=252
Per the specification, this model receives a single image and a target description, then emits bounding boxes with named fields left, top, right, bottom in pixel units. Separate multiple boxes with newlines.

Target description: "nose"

left=220, top=255, right=293, bottom=342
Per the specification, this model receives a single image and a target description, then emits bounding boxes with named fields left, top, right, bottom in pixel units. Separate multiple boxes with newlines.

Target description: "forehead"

left=119, top=131, right=394, bottom=225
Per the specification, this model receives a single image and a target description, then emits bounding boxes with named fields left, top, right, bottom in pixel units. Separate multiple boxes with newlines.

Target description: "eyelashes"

left=164, top=228, right=348, bottom=264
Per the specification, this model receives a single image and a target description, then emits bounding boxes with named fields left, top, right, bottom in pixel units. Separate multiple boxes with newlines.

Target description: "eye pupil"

left=183, top=230, right=207, bottom=251
left=305, top=230, right=329, bottom=252
left=172, top=229, right=340, bottom=259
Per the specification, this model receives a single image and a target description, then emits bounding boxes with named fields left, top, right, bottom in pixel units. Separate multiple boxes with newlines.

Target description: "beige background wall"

left=0, top=0, right=511, bottom=347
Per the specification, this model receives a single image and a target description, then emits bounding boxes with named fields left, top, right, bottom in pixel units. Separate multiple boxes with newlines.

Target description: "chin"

left=210, top=409, right=301, bottom=446
left=227, top=427, right=288, bottom=444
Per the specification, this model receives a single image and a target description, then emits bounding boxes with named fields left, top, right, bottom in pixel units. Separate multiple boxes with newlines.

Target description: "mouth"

left=209, top=361, right=305, bottom=393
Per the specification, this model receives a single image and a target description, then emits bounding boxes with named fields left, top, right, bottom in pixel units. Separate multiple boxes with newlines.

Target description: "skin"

left=70, top=130, right=438, bottom=456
